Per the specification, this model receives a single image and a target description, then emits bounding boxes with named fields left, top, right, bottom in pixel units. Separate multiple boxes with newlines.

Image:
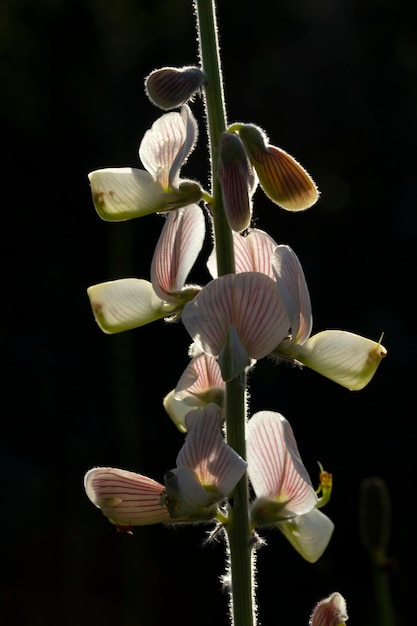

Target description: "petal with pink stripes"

left=151, top=204, right=205, bottom=302
left=176, top=403, right=247, bottom=498
left=207, top=229, right=278, bottom=279
left=182, top=272, right=290, bottom=380
left=247, top=411, right=317, bottom=525
left=84, top=467, right=172, bottom=527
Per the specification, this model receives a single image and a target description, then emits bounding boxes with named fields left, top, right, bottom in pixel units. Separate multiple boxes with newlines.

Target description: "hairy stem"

left=194, top=1, right=255, bottom=625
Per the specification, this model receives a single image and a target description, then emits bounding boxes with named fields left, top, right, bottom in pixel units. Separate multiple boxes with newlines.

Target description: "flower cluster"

left=85, top=62, right=385, bottom=624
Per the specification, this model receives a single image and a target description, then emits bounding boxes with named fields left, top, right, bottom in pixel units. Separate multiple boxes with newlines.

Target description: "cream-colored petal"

left=163, top=388, right=199, bottom=433
left=87, top=278, right=167, bottom=334
left=88, top=167, right=166, bottom=221
left=278, top=509, right=334, bottom=563
left=294, top=330, right=387, bottom=390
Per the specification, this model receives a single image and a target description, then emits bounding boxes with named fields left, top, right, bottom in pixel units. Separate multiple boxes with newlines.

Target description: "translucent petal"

left=88, top=167, right=166, bottom=221
left=164, top=466, right=212, bottom=516
left=145, top=66, right=206, bottom=110
left=176, top=404, right=247, bottom=497
left=84, top=467, right=171, bottom=526
left=309, top=592, right=348, bottom=626
left=218, top=132, right=252, bottom=232
left=247, top=411, right=316, bottom=516
left=207, top=229, right=278, bottom=279
left=174, top=353, right=225, bottom=406
left=277, top=509, right=335, bottom=563
left=139, top=106, right=197, bottom=189
left=151, top=204, right=205, bottom=302
left=182, top=272, right=290, bottom=362
left=217, top=324, right=251, bottom=382
left=87, top=278, right=166, bottom=334
left=295, top=330, right=387, bottom=390
left=272, top=245, right=312, bottom=343
left=163, top=389, right=199, bottom=433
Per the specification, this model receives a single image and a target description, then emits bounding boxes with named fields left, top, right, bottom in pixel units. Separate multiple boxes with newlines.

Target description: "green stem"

left=194, top=2, right=254, bottom=625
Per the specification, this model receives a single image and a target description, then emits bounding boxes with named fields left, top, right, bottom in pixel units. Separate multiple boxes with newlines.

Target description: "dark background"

left=2, top=0, right=415, bottom=625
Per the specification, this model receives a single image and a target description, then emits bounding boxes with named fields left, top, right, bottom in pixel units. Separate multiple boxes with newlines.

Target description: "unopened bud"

left=218, top=132, right=254, bottom=232
left=238, top=123, right=319, bottom=211
left=145, top=66, right=206, bottom=110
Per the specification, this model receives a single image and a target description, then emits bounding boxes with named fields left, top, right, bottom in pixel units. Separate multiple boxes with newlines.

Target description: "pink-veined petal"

left=182, top=272, right=290, bottom=365
left=207, top=229, right=278, bottom=279
left=278, top=508, right=335, bottom=563
left=309, top=592, right=348, bottom=626
left=88, top=167, right=166, bottom=221
left=84, top=467, right=171, bottom=526
left=139, top=106, right=197, bottom=189
left=294, top=330, right=387, bottom=390
left=151, top=205, right=205, bottom=302
left=87, top=278, right=167, bottom=334
left=176, top=404, right=247, bottom=497
left=145, top=66, right=206, bottom=111
left=218, top=132, right=253, bottom=232
left=247, top=411, right=317, bottom=517
left=175, top=353, right=225, bottom=406
left=272, top=245, right=312, bottom=343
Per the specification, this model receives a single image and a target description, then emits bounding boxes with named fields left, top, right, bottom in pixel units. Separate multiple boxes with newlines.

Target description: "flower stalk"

left=195, top=1, right=254, bottom=624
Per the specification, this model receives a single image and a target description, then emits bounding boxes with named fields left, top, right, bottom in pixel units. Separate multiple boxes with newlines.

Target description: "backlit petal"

left=182, top=272, right=290, bottom=364
left=139, top=106, right=198, bottom=189
left=89, top=167, right=166, bottom=221
left=88, top=278, right=166, bottom=334
left=176, top=404, right=247, bottom=497
left=174, top=353, right=225, bottom=407
left=278, top=508, right=335, bottom=563
left=207, top=229, right=277, bottom=279
left=294, top=330, right=387, bottom=390
left=163, top=388, right=199, bottom=433
left=247, top=411, right=316, bottom=517
left=272, top=245, right=312, bottom=343
left=151, top=205, right=205, bottom=301
left=309, top=592, right=348, bottom=626
left=84, top=467, right=171, bottom=526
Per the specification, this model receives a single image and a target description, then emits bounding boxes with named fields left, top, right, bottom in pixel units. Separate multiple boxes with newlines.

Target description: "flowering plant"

left=84, top=1, right=387, bottom=624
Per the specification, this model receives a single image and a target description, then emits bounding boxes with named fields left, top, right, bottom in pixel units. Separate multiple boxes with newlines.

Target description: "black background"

left=2, top=0, right=415, bottom=625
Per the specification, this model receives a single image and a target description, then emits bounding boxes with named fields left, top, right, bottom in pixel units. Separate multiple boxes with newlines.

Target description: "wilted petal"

left=84, top=467, right=171, bottom=527
left=145, top=66, right=206, bottom=110
left=292, top=330, right=387, bottom=390
left=139, top=106, right=198, bottom=189
left=238, top=124, right=319, bottom=210
left=218, top=132, right=253, bottom=232
left=151, top=205, right=205, bottom=302
left=278, top=508, right=334, bottom=563
left=272, top=245, right=312, bottom=343
left=87, top=278, right=167, bottom=334
left=247, top=411, right=317, bottom=525
left=89, top=167, right=166, bottom=221
left=182, top=273, right=290, bottom=375
left=177, top=404, right=247, bottom=497
left=309, top=592, right=348, bottom=626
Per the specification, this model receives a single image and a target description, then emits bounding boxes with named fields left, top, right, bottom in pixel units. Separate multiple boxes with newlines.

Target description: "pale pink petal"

left=87, top=278, right=167, bottom=334
left=84, top=467, right=171, bottom=526
left=89, top=168, right=166, bottom=221
left=176, top=404, right=247, bottom=496
left=295, top=330, right=387, bottom=390
left=278, top=509, right=335, bottom=563
left=309, top=592, right=348, bottom=626
left=207, top=229, right=278, bottom=279
left=139, top=106, right=197, bottom=189
left=272, top=245, right=312, bottom=344
left=182, top=272, right=290, bottom=363
left=150, top=205, right=205, bottom=301
left=247, top=411, right=316, bottom=515
left=174, top=353, right=225, bottom=404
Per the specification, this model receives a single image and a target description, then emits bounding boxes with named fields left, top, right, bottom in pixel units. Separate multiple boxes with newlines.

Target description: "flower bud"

left=218, top=132, right=254, bottom=232
left=238, top=123, right=319, bottom=211
left=145, top=66, right=206, bottom=110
